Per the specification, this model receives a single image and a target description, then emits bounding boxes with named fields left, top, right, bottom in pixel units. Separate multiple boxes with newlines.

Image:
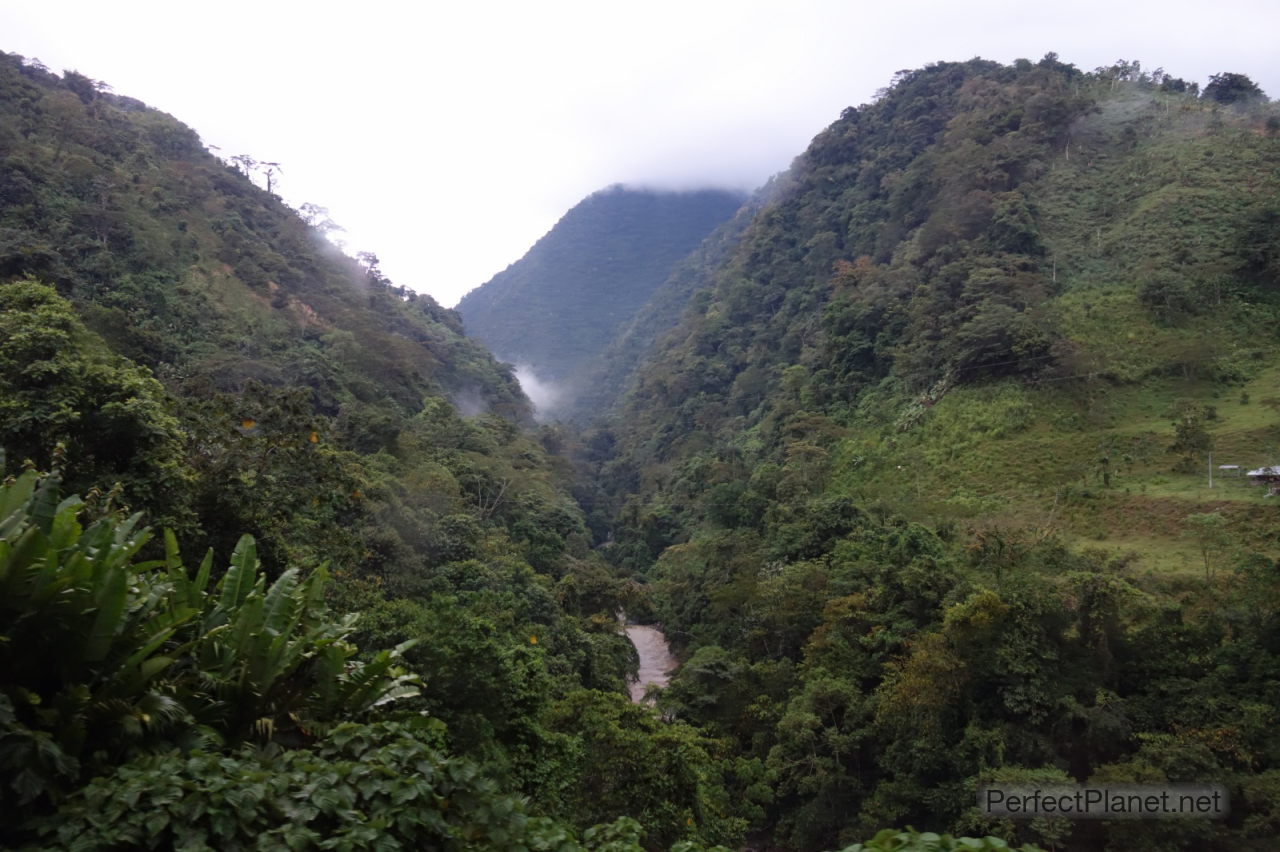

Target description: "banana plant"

left=180, top=533, right=421, bottom=743
left=1, top=469, right=421, bottom=809
left=0, top=470, right=197, bottom=804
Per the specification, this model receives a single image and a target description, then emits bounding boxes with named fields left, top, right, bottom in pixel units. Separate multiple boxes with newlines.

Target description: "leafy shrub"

left=30, top=720, right=559, bottom=851
left=0, top=469, right=418, bottom=826
left=838, top=828, right=1044, bottom=851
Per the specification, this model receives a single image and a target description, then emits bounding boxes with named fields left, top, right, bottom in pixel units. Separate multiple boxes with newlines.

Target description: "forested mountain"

left=5, top=45, right=1280, bottom=852
left=581, top=56, right=1280, bottom=849
left=0, top=51, right=753, bottom=851
left=568, top=186, right=775, bottom=423
left=596, top=56, right=1280, bottom=558
left=456, top=185, right=743, bottom=414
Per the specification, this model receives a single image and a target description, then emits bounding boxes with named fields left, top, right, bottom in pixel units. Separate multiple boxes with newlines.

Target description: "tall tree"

left=1203, top=72, right=1264, bottom=104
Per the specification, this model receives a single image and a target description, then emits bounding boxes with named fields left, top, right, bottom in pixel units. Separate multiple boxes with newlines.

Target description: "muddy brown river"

left=625, top=625, right=678, bottom=704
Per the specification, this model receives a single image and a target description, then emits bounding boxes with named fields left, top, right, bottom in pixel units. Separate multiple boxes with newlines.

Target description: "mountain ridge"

left=456, top=183, right=744, bottom=414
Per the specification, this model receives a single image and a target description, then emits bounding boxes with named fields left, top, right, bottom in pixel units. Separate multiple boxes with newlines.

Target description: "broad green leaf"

left=85, top=565, right=129, bottom=662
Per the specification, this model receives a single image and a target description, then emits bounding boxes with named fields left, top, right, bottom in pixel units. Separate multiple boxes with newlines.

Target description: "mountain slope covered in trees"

left=0, top=51, right=761, bottom=851
left=456, top=185, right=743, bottom=414
left=600, top=56, right=1280, bottom=565
left=567, top=185, right=776, bottom=424
left=580, top=57, right=1280, bottom=850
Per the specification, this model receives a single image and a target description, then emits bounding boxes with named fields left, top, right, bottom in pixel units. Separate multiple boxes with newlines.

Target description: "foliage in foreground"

left=0, top=470, right=752, bottom=850
left=839, top=829, right=1043, bottom=852
left=0, top=469, right=417, bottom=839
left=30, top=720, right=634, bottom=852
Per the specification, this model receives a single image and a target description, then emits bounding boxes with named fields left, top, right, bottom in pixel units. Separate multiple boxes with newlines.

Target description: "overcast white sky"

left=4, top=1, right=1278, bottom=306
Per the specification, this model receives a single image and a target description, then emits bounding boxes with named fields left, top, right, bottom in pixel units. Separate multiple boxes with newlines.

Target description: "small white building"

left=1246, top=466, right=1280, bottom=494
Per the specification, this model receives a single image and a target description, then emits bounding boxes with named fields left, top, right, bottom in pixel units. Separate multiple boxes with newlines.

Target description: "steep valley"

left=3, top=50, right=1280, bottom=852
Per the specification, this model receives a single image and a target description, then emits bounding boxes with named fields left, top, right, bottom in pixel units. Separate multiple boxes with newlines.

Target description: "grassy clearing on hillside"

left=830, top=369, right=1280, bottom=573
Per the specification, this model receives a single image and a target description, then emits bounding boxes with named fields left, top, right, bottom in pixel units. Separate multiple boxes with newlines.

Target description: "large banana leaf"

left=2, top=471, right=422, bottom=811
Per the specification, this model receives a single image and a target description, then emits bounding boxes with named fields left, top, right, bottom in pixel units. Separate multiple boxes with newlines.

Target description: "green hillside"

left=0, top=62, right=524, bottom=419
left=586, top=57, right=1280, bottom=850
left=456, top=185, right=744, bottom=412
left=0, top=51, right=755, bottom=851
left=601, top=57, right=1280, bottom=569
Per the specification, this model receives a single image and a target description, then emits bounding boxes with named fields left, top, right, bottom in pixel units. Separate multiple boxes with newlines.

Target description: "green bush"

left=838, top=828, right=1044, bottom=852
left=30, top=720, right=561, bottom=851
left=0, top=469, right=418, bottom=825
